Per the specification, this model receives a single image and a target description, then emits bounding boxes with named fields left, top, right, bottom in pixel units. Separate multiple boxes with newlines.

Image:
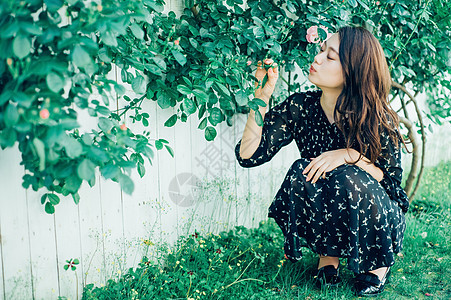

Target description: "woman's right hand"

left=254, top=59, right=279, bottom=102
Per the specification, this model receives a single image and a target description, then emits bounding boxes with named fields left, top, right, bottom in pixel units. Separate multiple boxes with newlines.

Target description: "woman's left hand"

left=303, top=149, right=355, bottom=183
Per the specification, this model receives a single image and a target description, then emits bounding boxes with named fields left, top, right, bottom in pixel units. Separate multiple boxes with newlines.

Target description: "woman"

left=235, top=26, right=409, bottom=296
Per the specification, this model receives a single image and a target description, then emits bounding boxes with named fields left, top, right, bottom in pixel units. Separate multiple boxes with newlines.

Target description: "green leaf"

left=171, top=50, right=187, bottom=66
left=177, top=85, right=192, bottom=95
left=183, top=97, right=197, bottom=115
left=137, top=162, right=145, bottom=178
left=47, top=194, right=60, bottom=205
left=119, top=173, right=134, bottom=195
left=63, top=137, right=83, bottom=159
left=98, top=117, right=114, bottom=132
left=101, top=30, right=118, bottom=47
left=13, top=35, right=31, bottom=59
left=208, top=107, right=222, bottom=126
left=45, top=202, right=55, bottom=214
left=98, top=48, right=112, bottom=63
left=356, top=0, right=369, bottom=10
left=64, top=265, right=69, bottom=271
left=72, top=193, right=80, bottom=205
left=235, top=90, right=248, bottom=106
left=100, top=164, right=120, bottom=179
left=164, top=144, right=174, bottom=157
left=0, top=128, right=17, bottom=148
left=41, top=194, right=47, bottom=205
left=64, top=176, right=82, bottom=194
left=132, top=75, right=147, bottom=94
left=152, top=56, right=167, bottom=70
left=155, top=140, right=163, bottom=150
left=198, top=117, right=207, bottom=130
left=164, top=114, right=177, bottom=127
left=77, top=159, right=96, bottom=181
left=4, top=104, right=19, bottom=127
left=130, top=23, right=144, bottom=40
left=44, top=0, right=64, bottom=13
left=215, top=82, right=230, bottom=96
left=73, top=258, right=79, bottom=264
left=253, top=98, right=267, bottom=107
left=348, top=0, right=358, bottom=8
left=32, top=138, right=46, bottom=171
left=72, top=45, right=92, bottom=69
left=157, top=94, right=172, bottom=109
left=146, top=1, right=164, bottom=12
left=95, top=106, right=110, bottom=116
left=115, top=84, right=126, bottom=96
left=192, top=89, right=209, bottom=104
left=255, top=110, right=263, bottom=126
left=205, top=126, right=217, bottom=141
left=46, top=72, right=64, bottom=93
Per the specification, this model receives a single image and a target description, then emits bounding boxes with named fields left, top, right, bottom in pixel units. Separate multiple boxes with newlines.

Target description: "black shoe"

left=354, top=268, right=391, bottom=297
left=314, top=265, right=341, bottom=288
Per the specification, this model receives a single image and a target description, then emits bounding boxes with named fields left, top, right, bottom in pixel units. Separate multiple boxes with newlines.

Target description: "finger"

left=311, top=163, right=329, bottom=183
left=305, top=159, right=326, bottom=181
left=303, top=156, right=321, bottom=174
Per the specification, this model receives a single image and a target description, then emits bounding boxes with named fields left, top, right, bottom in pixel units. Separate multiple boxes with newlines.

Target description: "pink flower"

left=306, top=25, right=331, bottom=44
left=174, top=39, right=179, bottom=46
left=376, top=1, right=380, bottom=5
left=39, top=109, right=50, bottom=119
left=247, top=60, right=252, bottom=66
left=120, top=123, right=127, bottom=130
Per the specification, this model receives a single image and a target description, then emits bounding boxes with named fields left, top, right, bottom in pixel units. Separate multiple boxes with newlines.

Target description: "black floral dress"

left=235, top=90, right=409, bottom=274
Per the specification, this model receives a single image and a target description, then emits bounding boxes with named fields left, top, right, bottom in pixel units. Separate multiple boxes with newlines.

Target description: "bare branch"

left=392, top=81, right=426, bottom=200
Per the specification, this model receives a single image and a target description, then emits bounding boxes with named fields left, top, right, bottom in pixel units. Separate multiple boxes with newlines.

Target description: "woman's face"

left=308, top=33, right=344, bottom=91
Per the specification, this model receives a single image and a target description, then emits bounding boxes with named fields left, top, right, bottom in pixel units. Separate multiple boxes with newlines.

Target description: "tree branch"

left=392, top=81, right=426, bottom=200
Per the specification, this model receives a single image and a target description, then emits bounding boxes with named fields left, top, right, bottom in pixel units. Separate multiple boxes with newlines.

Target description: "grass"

left=82, top=161, right=451, bottom=300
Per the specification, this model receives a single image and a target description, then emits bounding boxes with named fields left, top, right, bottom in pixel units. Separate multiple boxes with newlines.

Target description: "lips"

left=309, top=65, right=316, bottom=73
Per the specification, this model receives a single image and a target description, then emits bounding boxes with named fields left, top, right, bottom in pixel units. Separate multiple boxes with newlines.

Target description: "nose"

left=313, top=52, right=323, bottom=65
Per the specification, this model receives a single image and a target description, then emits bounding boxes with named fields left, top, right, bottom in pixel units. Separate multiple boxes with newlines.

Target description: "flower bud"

left=39, top=109, right=50, bottom=119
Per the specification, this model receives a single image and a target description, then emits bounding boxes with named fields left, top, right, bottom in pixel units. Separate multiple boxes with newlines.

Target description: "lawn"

left=83, top=161, right=451, bottom=300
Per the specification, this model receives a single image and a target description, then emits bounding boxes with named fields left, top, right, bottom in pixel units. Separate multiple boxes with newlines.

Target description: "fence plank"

left=155, top=105, right=178, bottom=249
left=77, top=180, right=105, bottom=290
left=53, top=195, right=83, bottom=299
left=0, top=147, right=33, bottom=300
left=26, top=189, right=60, bottom=299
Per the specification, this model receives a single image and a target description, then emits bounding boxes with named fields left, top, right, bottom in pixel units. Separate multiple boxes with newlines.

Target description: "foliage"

left=0, top=0, right=173, bottom=213
left=0, top=0, right=449, bottom=212
left=82, top=162, right=451, bottom=299
left=83, top=220, right=287, bottom=299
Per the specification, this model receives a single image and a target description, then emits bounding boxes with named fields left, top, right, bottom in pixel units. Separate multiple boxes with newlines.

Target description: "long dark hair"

left=334, top=26, right=402, bottom=163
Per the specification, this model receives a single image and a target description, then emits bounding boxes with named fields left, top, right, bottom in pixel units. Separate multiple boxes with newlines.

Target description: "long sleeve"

left=374, top=128, right=410, bottom=213
left=235, top=93, right=299, bottom=168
